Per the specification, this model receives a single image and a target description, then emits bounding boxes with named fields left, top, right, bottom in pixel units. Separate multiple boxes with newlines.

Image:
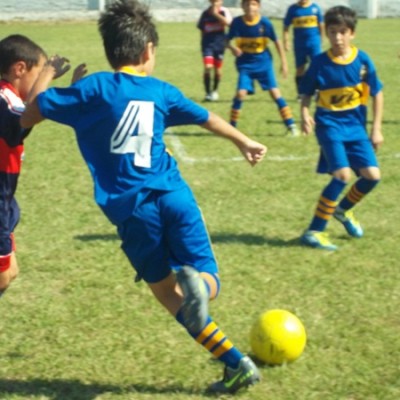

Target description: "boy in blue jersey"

left=299, top=6, right=384, bottom=250
left=197, top=0, right=232, bottom=101
left=283, top=1, right=324, bottom=97
left=21, top=0, right=266, bottom=394
left=0, top=35, right=70, bottom=299
left=227, top=0, right=299, bottom=136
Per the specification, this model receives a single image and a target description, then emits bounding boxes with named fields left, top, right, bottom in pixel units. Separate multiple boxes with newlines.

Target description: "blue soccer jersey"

left=284, top=2, right=323, bottom=45
left=300, top=47, right=383, bottom=143
left=227, top=15, right=277, bottom=72
left=37, top=70, right=209, bottom=225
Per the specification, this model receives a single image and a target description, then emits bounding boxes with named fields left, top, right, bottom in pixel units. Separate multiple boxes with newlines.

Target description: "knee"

left=236, top=90, right=247, bottom=101
left=332, top=169, right=352, bottom=183
left=201, top=272, right=220, bottom=301
left=361, top=167, right=381, bottom=181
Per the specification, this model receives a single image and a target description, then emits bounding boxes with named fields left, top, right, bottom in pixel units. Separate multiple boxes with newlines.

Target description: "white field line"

left=166, top=132, right=400, bottom=163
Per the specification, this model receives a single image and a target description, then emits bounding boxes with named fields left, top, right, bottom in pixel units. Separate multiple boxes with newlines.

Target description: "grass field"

left=0, top=17, right=400, bottom=400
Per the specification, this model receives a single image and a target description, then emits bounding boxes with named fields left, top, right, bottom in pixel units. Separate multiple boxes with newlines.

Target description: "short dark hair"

left=0, top=34, right=47, bottom=75
left=325, top=6, right=357, bottom=32
left=98, top=0, right=159, bottom=69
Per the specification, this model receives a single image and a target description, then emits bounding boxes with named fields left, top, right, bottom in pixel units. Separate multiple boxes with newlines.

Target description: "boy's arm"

left=201, top=112, right=267, bottom=166
left=274, top=39, right=288, bottom=78
left=370, top=90, right=384, bottom=150
left=300, top=95, right=315, bottom=135
left=226, top=38, right=242, bottom=57
left=21, top=56, right=71, bottom=128
left=210, top=4, right=232, bottom=26
left=283, top=26, right=290, bottom=52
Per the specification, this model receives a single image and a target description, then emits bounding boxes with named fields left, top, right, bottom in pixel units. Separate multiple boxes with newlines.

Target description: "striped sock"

left=309, top=178, right=347, bottom=231
left=230, top=97, right=242, bottom=127
left=176, top=313, right=243, bottom=369
left=275, top=97, right=294, bottom=128
left=338, top=178, right=380, bottom=211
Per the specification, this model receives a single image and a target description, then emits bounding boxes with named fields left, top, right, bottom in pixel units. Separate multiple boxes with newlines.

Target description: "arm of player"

left=370, top=90, right=384, bottom=150
left=201, top=112, right=267, bottom=166
left=283, top=27, right=291, bottom=52
left=211, top=3, right=232, bottom=26
left=274, top=39, right=288, bottom=79
left=300, top=95, right=315, bottom=135
left=21, top=55, right=71, bottom=128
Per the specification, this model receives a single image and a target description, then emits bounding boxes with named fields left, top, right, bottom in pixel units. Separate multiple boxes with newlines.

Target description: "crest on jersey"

left=360, top=65, right=368, bottom=81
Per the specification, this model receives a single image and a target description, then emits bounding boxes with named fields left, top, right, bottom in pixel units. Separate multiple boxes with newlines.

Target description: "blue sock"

left=230, top=98, right=242, bottom=127
left=309, top=178, right=347, bottom=231
left=338, top=178, right=380, bottom=211
left=176, top=313, right=243, bottom=369
left=275, top=97, right=294, bottom=127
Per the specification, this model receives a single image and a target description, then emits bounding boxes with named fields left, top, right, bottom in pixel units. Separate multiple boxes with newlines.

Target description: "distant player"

left=197, top=0, right=232, bottom=101
left=0, top=35, right=70, bottom=299
left=300, top=6, right=384, bottom=250
left=227, top=0, right=299, bottom=136
left=283, top=1, right=324, bottom=97
left=21, top=0, right=265, bottom=393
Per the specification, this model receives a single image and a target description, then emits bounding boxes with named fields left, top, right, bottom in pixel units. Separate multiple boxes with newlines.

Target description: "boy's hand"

left=370, top=129, right=384, bottom=151
left=46, top=55, right=71, bottom=79
left=301, top=115, right=315, bottom=135
left=230, top=46, right=242, bottom=58
left=71, top=63, right=88, bottom=84
left=239, top=139, right=267, bottom=166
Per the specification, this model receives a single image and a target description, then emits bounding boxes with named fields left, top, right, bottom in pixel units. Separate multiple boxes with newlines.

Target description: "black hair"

left=0, top=34, right=47, bottom=75
left=325, top=6, right=357, bottom=32
left=98, top=0, right=159, bottom=69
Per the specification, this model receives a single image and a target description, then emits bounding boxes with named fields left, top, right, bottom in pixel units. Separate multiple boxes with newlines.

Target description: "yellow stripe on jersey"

left=317, top=82, right=370, bottom=112
left=293, top=15, right=318, bottom=28
left=235, top=37, right=269, bottom=54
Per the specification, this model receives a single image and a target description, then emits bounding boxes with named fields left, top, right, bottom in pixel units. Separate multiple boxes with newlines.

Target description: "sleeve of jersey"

left=283, top=8, right=292, bottom=27
left=37, top=84, right=86, bottom=127
left=265, top=19, right=277, bottom=41
left=164, top=85, right=209, bottom=127
left=227, top=18, right=238, bottom=40
left=364, top=56, right=383, bottom=96
left=318, top=6, right=324, bottom=23
left=0, top=100, right=25, bottom=144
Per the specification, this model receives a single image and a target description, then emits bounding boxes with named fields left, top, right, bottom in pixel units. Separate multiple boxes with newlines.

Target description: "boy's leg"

left=0, top=253, right=19, bottom=299
left=230, top=71, right=252, bottom=126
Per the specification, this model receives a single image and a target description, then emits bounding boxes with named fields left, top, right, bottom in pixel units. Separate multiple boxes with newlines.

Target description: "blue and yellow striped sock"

left=309, top=178, right=347, bottom=231
left=176, top=313, right=243, bottom=369
left=275, top=97, right=294, bottom=128
left=338, top=178, right=380, bottom=211
left=230, top=98, right=242, bottom=127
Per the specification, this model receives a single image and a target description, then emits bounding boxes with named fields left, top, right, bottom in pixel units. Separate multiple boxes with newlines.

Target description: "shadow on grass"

left=211, top=232, right=300, bottom=247
left=74, top=233, right=118, bottom=241
left=0, top=378, right=203, bottom=400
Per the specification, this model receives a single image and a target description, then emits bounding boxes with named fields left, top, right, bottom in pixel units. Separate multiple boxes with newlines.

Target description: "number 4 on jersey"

left=110, top=101, right=154, bottom=168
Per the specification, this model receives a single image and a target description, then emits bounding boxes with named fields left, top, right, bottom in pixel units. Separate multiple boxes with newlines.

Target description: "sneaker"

left=333, top=209, right=363, bottom=238
left=287, top=124, right=300, bottom=137
left=210, top=91, right=219, bottom=101
left=207, top=356, right=261, bottom=394
left=300, top=230, right=337, bottom=251
left=175, top=266, right=209, bottom=333
left=204, top=93, right=212, bottom=102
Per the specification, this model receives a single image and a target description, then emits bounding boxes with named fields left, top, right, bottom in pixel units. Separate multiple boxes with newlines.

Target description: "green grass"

left=0, top=18, right=400, bottom=400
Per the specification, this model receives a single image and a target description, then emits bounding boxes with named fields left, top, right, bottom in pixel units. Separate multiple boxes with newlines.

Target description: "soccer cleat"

left=204, top=93, right=212, bottom=102
left=333, top=209, right=363, bottom=238
left=287, top=124, right=300, bottom=137
left=207, top=356, right=261, bottom=394
left=300, top=230, right=337, bottom=251
left=210, top=91, right=219, bottom=101
left=176, top=266, right=209, bottom=333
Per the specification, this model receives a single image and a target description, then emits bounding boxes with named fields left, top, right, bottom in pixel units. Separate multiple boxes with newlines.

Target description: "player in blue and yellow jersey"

left=0, top=35, right=69, bottom=299
left=21, top=0, right=266, bottom=393
left=227, top=0, right=299, bottom=136
left=197, top=0, right=232, bottom=101
left=283, top=0, right=324, bottom=97
left=299, top=6, right=384, bottom=250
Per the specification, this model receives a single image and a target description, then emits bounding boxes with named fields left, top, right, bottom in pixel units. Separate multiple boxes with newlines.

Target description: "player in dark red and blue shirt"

left=0, top=35, right=69, bottom=298
left=197, top=0, right=232, bottom=101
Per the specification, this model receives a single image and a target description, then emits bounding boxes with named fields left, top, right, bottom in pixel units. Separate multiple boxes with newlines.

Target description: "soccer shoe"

left=333, top=209, right=364, bottom=238
left=300, top=230, right=337, bottom=251
left=204, top=93, right=212, bottom=102
left=176, top=266, right=209, bottom=333
left=207, top=356, right=261, bottom=394
left=210, top=91, right=219, bottom=101
left=287, top=124, right=300, bottom=137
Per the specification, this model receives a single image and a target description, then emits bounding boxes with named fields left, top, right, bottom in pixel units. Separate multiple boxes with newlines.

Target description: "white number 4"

left=110, top=101, right=154, bottom=168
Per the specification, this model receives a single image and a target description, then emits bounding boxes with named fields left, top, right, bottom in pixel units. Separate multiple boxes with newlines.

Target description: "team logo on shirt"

left=359, top=65, right=368, bottom=81
left=318, top=83, right=369, bottom=111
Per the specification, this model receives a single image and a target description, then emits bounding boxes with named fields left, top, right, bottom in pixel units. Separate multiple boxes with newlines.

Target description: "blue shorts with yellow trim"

left=236, top=67, right=277, bottom=94
left=317, top=139, right=378, bottom=174
left=117, top=185, right=218, bottom=284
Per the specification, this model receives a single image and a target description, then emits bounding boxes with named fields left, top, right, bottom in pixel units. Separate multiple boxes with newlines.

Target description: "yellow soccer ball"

left=250, top=309, right=307, bottom=365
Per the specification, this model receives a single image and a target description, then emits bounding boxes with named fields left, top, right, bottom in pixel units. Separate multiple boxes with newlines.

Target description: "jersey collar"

left=327, top=46, right=358, bottom=65
left=118, top=66, right=147, bottom=76
left=0, top=79, right=19, bottom=96
left=242, top=15, right=261, bottom=26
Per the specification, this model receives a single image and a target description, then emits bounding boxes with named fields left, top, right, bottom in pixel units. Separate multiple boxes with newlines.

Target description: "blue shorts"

left=317, top=139, right=378, bottom=174
left=117, top=185, right=218, bottom=284
left=237, top=68, right=277, bottom=94
left=294, top=42, right=321, bottom=68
